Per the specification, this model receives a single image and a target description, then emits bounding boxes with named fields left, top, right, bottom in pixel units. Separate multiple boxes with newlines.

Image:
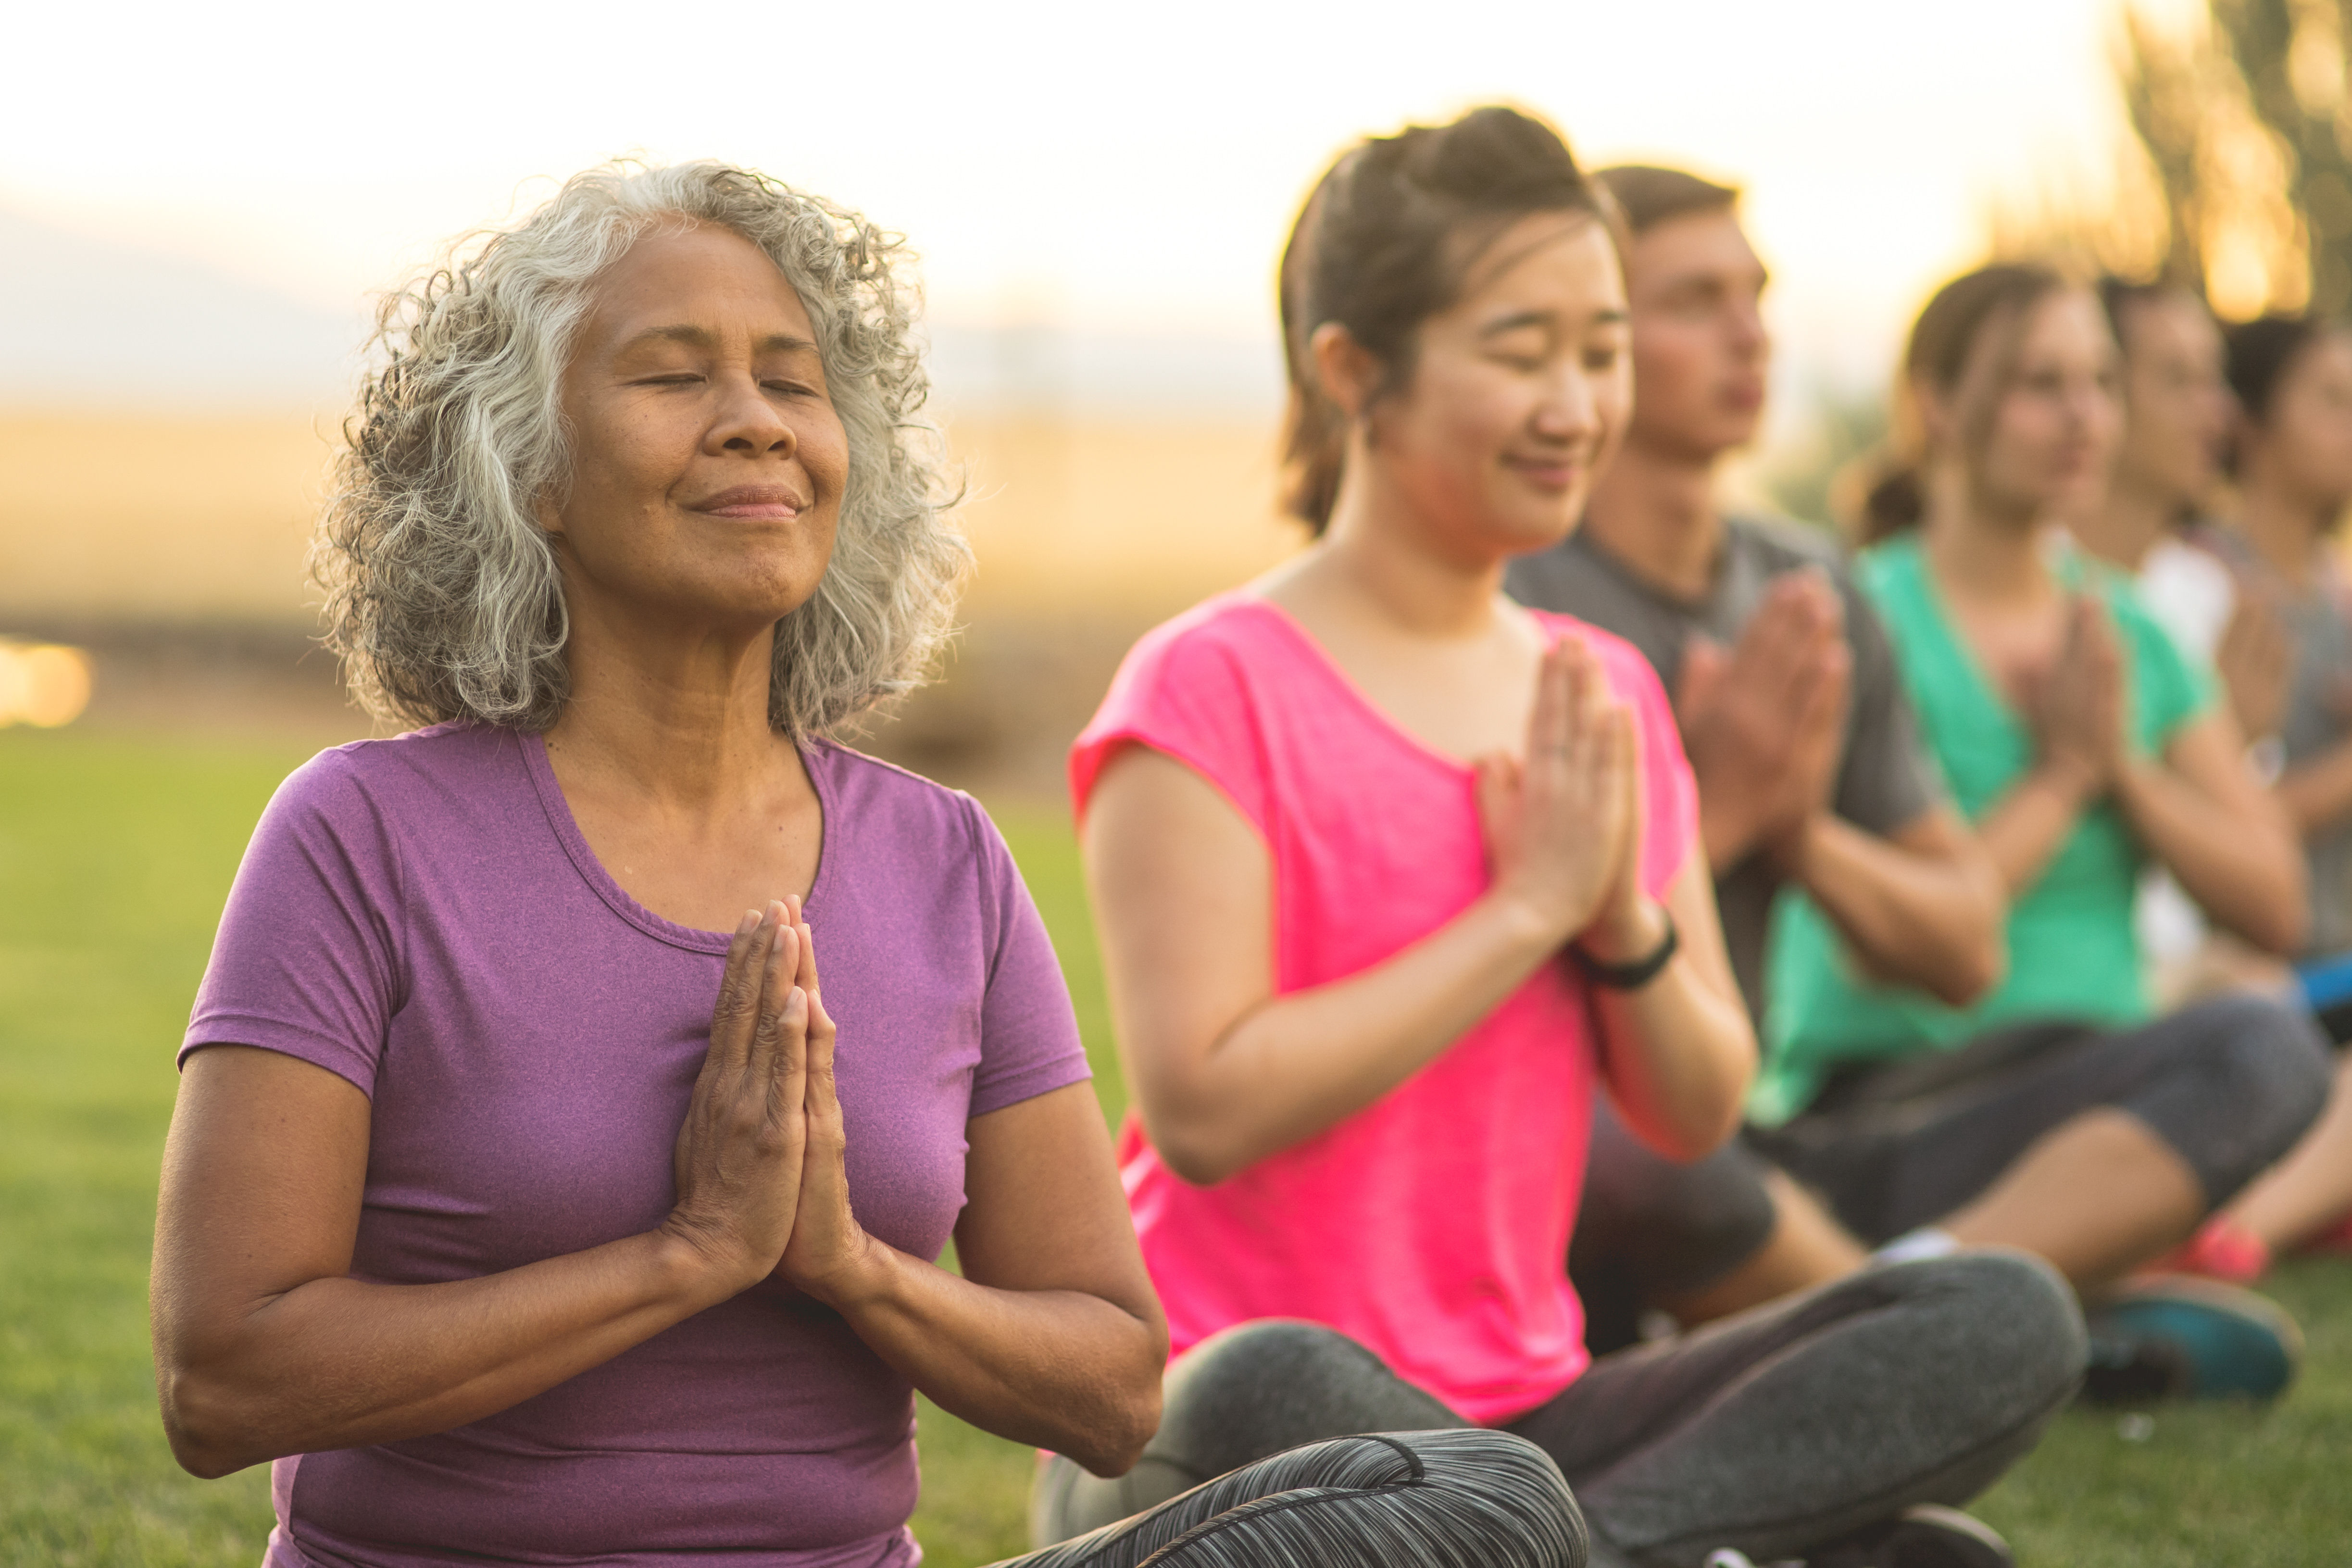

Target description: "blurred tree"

left=1764, top=387, right=1889, bottom=536
left=2107, top=0, right=2352, bottom=315
left=2214, top=0, right=2352, bottom=313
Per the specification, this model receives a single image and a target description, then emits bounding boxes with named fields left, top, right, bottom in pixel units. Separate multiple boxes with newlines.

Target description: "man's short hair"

left=1593, top=165, right=1740, bottom=238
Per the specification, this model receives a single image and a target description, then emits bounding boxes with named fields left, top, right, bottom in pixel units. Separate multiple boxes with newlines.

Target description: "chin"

left=1494, top=507, right=1583, bottom=557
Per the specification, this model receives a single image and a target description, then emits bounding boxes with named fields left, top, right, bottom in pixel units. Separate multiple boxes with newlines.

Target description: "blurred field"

left=4, top=723, right=2352, bottom=1565
left=0, top=412, right=1298, bottom=627
left=0, top=410, right=1302, bottom=792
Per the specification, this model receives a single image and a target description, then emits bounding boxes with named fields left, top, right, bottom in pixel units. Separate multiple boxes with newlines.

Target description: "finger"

left=793, top=913, right=826, bottom=1016
left=803, top=982, right=841, bottom=1116
left=1799, top=567, right=1846, bottom=632
left=1815, top=640, right=1853, bottom=713
left=706, top=906, right=775, bottom=1075
left=1528, top=638, right=1576, bottom=768
left=769, top=985, right=812, bottom=1130
left=1562, top=636, right=1604, bottom=762
left=750, top=912, right=800, bottom=1091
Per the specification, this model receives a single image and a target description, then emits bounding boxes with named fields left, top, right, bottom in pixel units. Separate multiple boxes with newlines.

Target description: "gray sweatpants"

left=1033, top=1252, right=2085, bottom=1568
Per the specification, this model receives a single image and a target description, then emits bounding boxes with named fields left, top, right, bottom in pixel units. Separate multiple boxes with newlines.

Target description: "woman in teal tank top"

left=1754, top=264, right=2328, bottom=1401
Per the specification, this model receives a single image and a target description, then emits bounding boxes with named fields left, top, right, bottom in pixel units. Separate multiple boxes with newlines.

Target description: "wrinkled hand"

left=774, top=898, right=874, bottom=1304
left=1478, top=634, right=1639, bottom=946
left=1677, top=571, right=1850, bottom=866
left=2026, top=594, right=2127, bottom=795
left=2216, top=591, right=2291, bottom=742
left=664, top=901, right=813, bottom=1292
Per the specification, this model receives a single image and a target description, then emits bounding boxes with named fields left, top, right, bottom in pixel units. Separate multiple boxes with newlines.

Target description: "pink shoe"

left=2151, top=1217, right=2271, bottom=1284
left=2292, top=1210, right=2352, bottom=1257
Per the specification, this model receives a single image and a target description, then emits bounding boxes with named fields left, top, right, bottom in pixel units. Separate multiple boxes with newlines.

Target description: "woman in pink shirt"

left=1042, top=109, right=2086, bottom=1568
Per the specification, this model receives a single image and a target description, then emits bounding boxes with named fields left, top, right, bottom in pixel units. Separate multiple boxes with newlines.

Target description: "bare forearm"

left=1978, top=767, right=2093, bottom=897
left=1587, top=924, right=1755, bottom=1157
left=159, top=1228, right=725, bottom=1477
left=2115, top=760, right=2306, bottom=954
left=819, top=1241, right=1161, bottom=1475
left=1787, top=815, right=2003, bottom=1005
left=1140, top=894, right=1560, bottom=1184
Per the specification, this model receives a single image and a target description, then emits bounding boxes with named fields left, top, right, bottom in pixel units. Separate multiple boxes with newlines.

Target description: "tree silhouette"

left=2117, top=0, right=2352, bottom=314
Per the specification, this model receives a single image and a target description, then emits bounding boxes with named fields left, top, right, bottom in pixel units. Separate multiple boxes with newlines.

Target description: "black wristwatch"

left=1570, top=909, right=1680, bottom=990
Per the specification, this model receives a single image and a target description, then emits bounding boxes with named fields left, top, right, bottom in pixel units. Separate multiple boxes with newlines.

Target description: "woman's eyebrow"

left=1477, top=307, right=1626, bottom=338
left=621, top=324, right=822, bottom=355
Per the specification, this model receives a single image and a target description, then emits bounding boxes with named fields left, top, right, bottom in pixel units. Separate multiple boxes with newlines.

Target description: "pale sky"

left=5, top=0, right=2199, bottom=418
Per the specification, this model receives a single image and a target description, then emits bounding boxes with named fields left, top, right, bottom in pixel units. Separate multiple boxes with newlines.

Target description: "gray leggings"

left=1753, top=995, right=2332, bottom=1243
left=998, top=1429, right=1585, bottom=1567
left=1033, top=1253, right=2085, bottom=1568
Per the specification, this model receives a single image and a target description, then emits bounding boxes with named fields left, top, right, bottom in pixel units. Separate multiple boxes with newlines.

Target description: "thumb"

left=1474, top=752, right=1516, bottom=829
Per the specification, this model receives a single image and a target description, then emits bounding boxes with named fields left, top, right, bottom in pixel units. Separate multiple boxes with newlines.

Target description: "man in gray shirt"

left=1510, top=165, right=2006, bottom=1349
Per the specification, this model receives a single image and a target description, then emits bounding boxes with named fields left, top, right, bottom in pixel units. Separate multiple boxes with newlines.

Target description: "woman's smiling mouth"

left=693, top=484, right=807, bottom=519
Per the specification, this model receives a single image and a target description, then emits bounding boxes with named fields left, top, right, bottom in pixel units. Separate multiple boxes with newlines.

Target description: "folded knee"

left=1884, top=1251, right=2088, bottom=1407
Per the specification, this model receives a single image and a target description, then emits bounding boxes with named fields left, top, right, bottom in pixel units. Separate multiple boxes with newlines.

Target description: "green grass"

left=1, top=724, right=2347, bottom=1565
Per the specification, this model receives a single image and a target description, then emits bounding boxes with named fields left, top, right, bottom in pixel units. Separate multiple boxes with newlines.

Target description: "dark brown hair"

left=1278, top=105, right=1616, bottom=533
left=1859, top=262, right=2071, bottom=543
left=1593, top=164, right=1739, bottom=238
left=2095, top=274, right=2195, bottom=361
left=2225, top=315, right=2330, bottom=425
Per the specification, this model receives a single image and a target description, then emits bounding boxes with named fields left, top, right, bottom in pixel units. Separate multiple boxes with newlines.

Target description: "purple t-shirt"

left=181, top=722, right=1090, bottom=1568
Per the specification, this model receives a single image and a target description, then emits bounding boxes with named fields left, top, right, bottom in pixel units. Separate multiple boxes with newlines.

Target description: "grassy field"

left=2, top=724, right=2347, bottom=1565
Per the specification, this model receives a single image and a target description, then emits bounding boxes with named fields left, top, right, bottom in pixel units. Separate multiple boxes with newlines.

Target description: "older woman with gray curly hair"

left=149, top=162, right=1584, bottom=1568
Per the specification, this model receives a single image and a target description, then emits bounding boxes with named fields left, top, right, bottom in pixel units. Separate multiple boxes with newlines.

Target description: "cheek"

left=1389, top=370, right=1516, bottom=468
left=1635, top=329, right=1708, bottom=404
left=801, top=406, right=853, bottom=498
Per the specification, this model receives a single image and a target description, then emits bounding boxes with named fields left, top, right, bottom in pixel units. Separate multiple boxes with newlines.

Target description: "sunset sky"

left=6, top=0, right=2200, bottom=420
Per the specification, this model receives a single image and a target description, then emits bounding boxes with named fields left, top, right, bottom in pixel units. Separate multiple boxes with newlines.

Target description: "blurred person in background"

left=1505, top=165, right=2004, bottom=1353
left=1758, top=263, right=2328, bottom=1404
left=2164, top=314, right=2352, bottom=1274
left=150, top=161, right=1587, bottom=1568
left=2073, top=278, right=2292, bottom=1007
left=1050, top=107, right=2083, bottom=1568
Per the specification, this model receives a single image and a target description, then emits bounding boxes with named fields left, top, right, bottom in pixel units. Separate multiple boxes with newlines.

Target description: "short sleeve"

left=1831, top=577, right=1944, bottom=836
left=1069, top=610, right=1270, bottom=835
left=180, top=750, right=407, bottom=1096
left=964, top=799, right=1092, bottom=1119
left=1579, top=625, right=1700, bottom=900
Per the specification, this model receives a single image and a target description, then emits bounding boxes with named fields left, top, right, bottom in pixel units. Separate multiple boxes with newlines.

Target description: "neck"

left=1918, top=462, right=2055, bottom=605
left=1579, top=433, right=1724, bottom=600
left=1302, top=457, right=1509, bottom=640
left=543, top=586, right=790, bottom=809
left=2236, top=467, right=2330, bottom=588
left=2077, top=468, right=2176, bottom=573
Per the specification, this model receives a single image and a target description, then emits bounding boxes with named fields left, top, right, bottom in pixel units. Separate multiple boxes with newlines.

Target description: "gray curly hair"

left=314, top=160, right=969, bottom=735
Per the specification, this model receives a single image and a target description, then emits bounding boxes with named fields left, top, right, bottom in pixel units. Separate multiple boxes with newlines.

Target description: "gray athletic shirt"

left=1506, top=517, right=1944, bottom=1020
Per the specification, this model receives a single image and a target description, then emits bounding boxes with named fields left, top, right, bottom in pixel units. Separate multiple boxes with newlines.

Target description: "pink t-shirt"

left=1069, top=592, right=1698, bottom=1424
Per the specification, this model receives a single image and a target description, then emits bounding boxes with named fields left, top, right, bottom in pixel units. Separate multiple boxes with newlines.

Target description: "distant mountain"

left=0, top=209, right=366, bottom=409
left=0, top=207, right=1283, bottom=416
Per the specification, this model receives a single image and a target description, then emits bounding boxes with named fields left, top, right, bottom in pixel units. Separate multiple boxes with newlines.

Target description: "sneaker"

left=2148, top=1216, right=2271, bottom=1283
left=1806, top=1506, right=2013, bottom=1568
left=1705, top=1507, right=2012, bottom=1568
left=2081, top=1275, right=2302, bottom=1404
left=2292, top=1208, right=2352, bottom=1257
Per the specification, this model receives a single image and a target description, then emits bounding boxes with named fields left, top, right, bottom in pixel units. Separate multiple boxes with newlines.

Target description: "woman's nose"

left=712, top=374, right=796, bottom=456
